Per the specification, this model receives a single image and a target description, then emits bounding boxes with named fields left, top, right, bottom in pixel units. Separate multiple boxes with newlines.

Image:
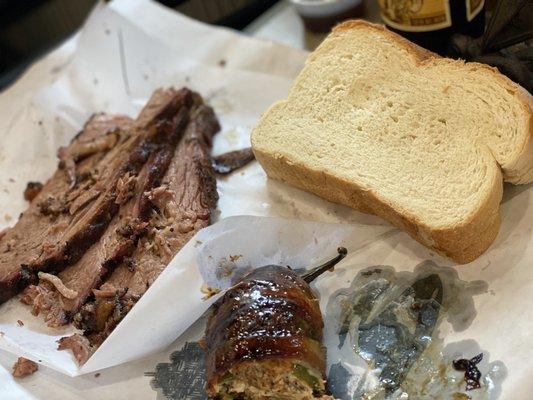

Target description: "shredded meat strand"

left=57, top=334, right=93, bottom=365
left=115, top=172, right=137, bottom=205
left=37, top=272, right=78, bottom=299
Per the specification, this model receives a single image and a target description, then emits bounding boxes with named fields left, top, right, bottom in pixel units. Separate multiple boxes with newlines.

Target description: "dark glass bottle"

left=378, top=0, right=485, bottom=54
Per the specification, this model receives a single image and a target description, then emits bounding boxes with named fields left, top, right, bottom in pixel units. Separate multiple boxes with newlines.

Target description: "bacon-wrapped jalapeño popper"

left=204, top=248, right=347, bottom=400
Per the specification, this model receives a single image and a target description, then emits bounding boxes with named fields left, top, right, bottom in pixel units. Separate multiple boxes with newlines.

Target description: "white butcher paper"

left=0, top=1, right=531, bottom=399
left=0, top=0, right=384, bottom=378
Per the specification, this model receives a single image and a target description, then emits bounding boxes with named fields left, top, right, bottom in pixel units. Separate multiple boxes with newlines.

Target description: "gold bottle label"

left=379, top=0, right=452, bottom=32
left=466, top=0, right=484, bottom=21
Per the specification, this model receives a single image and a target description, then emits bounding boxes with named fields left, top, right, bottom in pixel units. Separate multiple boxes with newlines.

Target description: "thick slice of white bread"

left=251, top=20, right=533, bottom=264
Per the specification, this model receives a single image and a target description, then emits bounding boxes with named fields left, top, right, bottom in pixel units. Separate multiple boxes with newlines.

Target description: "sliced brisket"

left=28, top=88, right=193, bottom=275
left=124, top=103, right=219, bottom=300
left=0, top=88, right=191, bottom=303
left=22, top=110, right=191, bottom=327
left=68, top=98, right=220, bottom=358
left=0, top=114, right=133, bottom=303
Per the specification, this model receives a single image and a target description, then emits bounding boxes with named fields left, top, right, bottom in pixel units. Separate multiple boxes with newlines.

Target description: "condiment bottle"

left=377, top=0, right=485, bottom=54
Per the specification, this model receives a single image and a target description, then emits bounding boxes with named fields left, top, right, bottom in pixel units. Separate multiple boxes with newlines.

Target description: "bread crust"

left=252, top=20, right=531, bottom=263
left=253, top=145, right=502, bottom=264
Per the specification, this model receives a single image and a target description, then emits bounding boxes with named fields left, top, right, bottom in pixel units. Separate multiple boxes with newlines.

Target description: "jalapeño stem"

left=302, top=247, right=348, bottom=283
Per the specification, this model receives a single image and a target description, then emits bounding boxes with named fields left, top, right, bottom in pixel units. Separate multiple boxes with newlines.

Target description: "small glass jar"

left=290, top=0, right=365, bottom=32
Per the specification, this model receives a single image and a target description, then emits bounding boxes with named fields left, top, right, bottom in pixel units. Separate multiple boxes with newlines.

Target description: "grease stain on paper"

left=325, top=261, right=506, bottom=400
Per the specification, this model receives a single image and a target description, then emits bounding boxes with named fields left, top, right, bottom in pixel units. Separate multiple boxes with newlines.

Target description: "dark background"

left=0, top=0, right=280, bottom=91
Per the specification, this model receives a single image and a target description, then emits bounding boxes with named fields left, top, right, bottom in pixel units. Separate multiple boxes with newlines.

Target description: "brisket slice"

left=61, top=99, right=220, bottom=362
left=28, top=88, right=193, bottom=273
left=21, top=110, right=191, bottom=327
left=123, top=103, right=219, bottom=301
left=0, top=88, right=190, bottom=304
left=135, top=88, right=188, bottom=129
left=211, top=147, right=255, bottom=174
left=0, top=114, right=133, bottom=304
